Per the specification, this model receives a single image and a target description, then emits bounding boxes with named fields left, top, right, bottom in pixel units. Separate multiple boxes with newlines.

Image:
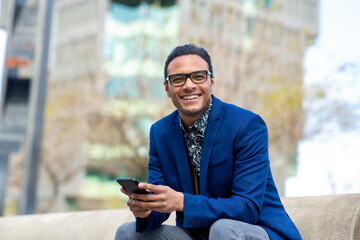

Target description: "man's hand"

left=130, top=183, right=184, bottom=213
left=120, top=187, right=151, bottom=218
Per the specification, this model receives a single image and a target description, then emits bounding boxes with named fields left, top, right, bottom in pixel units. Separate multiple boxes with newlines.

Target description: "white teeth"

left=183, top=95, right=198, bottom=100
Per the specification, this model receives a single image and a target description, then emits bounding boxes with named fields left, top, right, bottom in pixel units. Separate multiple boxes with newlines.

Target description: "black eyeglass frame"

left=165, top=70, right=212, bottom=86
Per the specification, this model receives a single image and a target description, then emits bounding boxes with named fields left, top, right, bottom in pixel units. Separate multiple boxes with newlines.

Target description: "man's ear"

left=164, top=81, right=171, bottom=98
left=210, top=75, right=215, bottom=92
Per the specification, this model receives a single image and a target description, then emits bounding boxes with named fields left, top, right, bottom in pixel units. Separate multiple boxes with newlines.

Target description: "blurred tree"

left=40, top=79, right=103, bottom=212
left=85, top=98, right=173, bottom=182
left=303, top=61, right=360, bottom=138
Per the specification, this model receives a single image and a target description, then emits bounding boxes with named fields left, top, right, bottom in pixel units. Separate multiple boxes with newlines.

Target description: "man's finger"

left=120, top=187, right=130, bottom=197
left=134, top=200, right=167, bottom=213
left=138, top=183, right=163, bottom=193
left=132, top=192, right=159, bottom=201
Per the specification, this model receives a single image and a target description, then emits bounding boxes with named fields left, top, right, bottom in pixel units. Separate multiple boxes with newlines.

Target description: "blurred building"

left=0, top=0, right=39, bottom=215
left=179, top=0, right=318, bottom=101
left=50, top=0, right=178, bottom=98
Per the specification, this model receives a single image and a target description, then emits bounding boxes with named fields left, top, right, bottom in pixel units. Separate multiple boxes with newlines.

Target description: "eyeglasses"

left=165, top=70, right=212, bottom=87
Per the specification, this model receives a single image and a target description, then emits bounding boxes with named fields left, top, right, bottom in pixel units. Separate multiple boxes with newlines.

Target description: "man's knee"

left=115, top=222, right=136, bottom=240
left=209, top=219, right=269, bottom=240
left=209, top=219, right=233, bottom=238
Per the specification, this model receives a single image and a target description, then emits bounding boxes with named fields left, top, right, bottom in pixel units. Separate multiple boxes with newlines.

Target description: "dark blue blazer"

left=137, top=96, right=302, bottom=240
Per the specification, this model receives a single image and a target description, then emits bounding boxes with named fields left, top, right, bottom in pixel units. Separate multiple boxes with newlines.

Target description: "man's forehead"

left=167, top=54, right=208, bottom=72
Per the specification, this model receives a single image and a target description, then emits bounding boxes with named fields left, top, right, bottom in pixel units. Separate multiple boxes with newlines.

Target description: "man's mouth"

left=182, top=95, right=200, bottom=100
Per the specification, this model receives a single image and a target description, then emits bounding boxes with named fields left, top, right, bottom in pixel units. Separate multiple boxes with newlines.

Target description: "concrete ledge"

left=282, top=193, right=360, bottom=240
left=0, top=209, right=132, bottom=240
left=0, top=193, right=359, bottom=239
left=0, top=208, right=175, bottom=240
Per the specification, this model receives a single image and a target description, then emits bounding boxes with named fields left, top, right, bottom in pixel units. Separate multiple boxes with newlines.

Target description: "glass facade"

left=104, top=1, right=179, bottom=99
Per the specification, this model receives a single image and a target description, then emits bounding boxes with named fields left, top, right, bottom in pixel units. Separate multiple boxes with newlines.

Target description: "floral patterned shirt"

left=180, top=101, right=212, bottom=176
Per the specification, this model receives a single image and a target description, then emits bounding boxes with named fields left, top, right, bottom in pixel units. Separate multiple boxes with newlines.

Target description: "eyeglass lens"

left=169, top=71, right=208, bottom=86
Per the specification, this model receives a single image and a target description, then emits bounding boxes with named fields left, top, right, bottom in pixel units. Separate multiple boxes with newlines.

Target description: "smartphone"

left=116, top=178, right=149, bottom=195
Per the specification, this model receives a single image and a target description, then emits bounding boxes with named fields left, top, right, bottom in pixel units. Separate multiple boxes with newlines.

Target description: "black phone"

left=116, top=178, right=149, bottom=194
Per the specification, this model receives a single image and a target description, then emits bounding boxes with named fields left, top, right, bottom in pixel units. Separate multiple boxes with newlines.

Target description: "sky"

left=285, top=0, right=360, bottom=196
left=316, top=0, right=360, bottom=62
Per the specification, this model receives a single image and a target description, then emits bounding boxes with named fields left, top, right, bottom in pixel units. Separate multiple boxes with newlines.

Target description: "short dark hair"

left=164, top=44, right=213, bottom=80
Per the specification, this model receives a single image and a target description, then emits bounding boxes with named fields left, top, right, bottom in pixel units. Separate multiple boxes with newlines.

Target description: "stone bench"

left=0, top=193, right=359, bottom=239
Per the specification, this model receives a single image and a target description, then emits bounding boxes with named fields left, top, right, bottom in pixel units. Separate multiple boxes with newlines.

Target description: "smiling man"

left=115, top=44, right=302, bottom=240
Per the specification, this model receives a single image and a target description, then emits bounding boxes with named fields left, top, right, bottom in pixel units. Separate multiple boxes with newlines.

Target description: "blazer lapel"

left=199, top=96, right=221, bottom=194
left=171, top=113, right=194, bottom=193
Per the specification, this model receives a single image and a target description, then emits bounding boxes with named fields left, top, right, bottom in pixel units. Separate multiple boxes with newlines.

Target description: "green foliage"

left=84, top=99, right=172, bottom=183
left=65, top=175, right=127, bottom=211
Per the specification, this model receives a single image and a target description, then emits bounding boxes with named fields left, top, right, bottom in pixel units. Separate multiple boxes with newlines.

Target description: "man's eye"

left=172, top=76, right=184, bottom=82
left=193, top=74, right=205, bottom=79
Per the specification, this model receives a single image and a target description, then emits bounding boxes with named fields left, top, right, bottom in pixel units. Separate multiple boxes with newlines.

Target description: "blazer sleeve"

left=182, top=114, right=270, bottom=228
left=136, top=125, right=170, bottom=232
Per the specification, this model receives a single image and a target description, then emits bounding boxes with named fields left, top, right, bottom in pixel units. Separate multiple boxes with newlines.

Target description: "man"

left=115, top=44, right=302, bottom=240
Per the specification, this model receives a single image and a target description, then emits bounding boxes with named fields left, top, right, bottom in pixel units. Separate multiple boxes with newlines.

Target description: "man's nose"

left=183, top=77, right=196, bottom=89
